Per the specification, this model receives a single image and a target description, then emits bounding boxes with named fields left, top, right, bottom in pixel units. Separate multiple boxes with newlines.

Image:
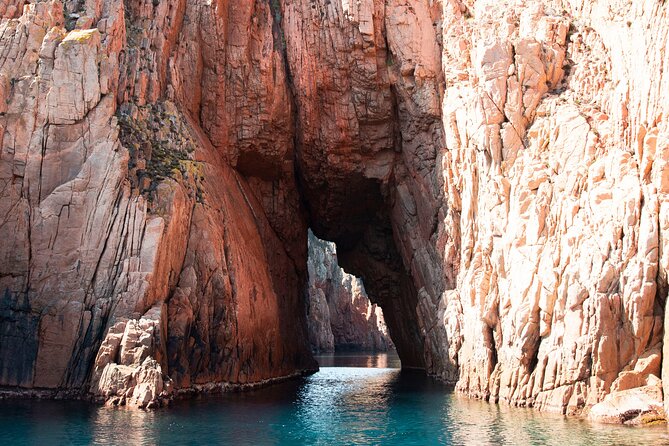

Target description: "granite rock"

left=1, top=0, right=669, bottom=423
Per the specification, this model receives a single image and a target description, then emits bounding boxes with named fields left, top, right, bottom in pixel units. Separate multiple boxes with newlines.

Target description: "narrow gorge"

left=1, top=0, right=669, bottom=429
left=306, top=230, right=394, bottom=353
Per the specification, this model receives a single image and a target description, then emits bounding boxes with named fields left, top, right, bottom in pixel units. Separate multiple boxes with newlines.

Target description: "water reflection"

left=445, top=393, right=669, bottom=446
left=314, top=351, right=401, bottom=368
left=89, top=405, right=157, bottom=445
left=295, top=368, right=396, bottom=444
left=1, top=355, right=669, bottom=445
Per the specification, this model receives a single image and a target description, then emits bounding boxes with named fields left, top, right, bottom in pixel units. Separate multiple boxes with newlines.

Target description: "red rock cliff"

left=0, top=0, right=315, bottom=408
left=1, top=0, right=669, bottom=423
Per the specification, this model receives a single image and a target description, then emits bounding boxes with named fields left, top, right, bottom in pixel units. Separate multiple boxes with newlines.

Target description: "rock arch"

left=0, top=0, right=668, bottom=422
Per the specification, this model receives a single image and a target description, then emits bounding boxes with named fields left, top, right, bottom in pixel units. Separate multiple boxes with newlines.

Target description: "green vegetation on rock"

left=118, top=101, right=205, bottom=206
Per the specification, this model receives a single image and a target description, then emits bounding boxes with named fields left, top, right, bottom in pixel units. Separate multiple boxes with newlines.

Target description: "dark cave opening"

left=300, top=187, right=426, bottom=371
left=291, top=127, right=427, bottom=371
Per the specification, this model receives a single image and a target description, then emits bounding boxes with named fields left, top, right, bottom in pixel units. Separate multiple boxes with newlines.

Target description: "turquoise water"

left=1, top=353, right=669, bottom=445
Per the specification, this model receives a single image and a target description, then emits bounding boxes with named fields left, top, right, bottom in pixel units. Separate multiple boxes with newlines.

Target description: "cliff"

left=0, top=0, right=668, bottom=423
left=306, top=230, right=394, bottom=353
left=0, top=0, right=316, bottom=408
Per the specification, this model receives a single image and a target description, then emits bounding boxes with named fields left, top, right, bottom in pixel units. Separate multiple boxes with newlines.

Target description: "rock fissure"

left=0, top=0, right=668, bottom=424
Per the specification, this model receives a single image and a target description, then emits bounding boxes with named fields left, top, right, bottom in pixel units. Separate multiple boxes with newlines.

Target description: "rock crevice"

left=1, top=0, right=669, bottom=422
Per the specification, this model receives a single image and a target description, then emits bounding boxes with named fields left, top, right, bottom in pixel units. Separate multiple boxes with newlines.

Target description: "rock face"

left=589, top=385, right=665, bottom=425
left=0, top=0, right=315, bottom=409
left=1, top=0, right=669, bottom=423
left=306, top=231, right=394, bottom=353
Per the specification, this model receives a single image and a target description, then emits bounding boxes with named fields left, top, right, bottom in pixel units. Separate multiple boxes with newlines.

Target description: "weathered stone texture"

left=1, top=0, right=669, bottom=423
left=279, top=0, right=669, bottom=420
left=0, top=0, right=314, bottom=409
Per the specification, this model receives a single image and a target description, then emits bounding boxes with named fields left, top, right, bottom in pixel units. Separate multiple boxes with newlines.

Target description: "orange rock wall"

left=0, top=0, right=314, bottom=408
left=1, top=0, right=669, bottom=421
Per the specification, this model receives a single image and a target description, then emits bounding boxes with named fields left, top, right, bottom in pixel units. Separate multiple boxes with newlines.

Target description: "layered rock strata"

left=306, top=231, right=394, bottom=353
left=0, top=0, right=668, bottom=423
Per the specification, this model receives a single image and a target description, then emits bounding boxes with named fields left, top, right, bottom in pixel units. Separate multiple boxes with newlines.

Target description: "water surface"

left=1, top=353, right=668, bottom=445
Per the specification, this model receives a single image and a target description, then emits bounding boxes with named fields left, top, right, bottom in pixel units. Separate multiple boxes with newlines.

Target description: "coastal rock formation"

left=306, top=231, right=394, bottom=353
left=1, top=0, right=669, bottom=423
left=279, top=0, right=669, bottom=421
left=0, top=0, right=314, bottom=408
left=589, top=385, right=665, bottom=425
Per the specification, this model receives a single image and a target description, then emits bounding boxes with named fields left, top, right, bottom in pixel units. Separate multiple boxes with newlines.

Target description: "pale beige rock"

left=47, top=29, right=101, bottom=124
left=589, top=385, right=666, bottom=425
left=2, top=0, right=669, bottom=424
left=306, top=231, right=394, bottom=353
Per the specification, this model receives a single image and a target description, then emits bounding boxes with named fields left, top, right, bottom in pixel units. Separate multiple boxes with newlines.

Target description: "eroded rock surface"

left=0, top=0, right=314, bottom=409
left=1, top=0, right=669, bottom=423
left=306, top=231, right=394, bottom=353
left=279, top=0, right=669, bottom=421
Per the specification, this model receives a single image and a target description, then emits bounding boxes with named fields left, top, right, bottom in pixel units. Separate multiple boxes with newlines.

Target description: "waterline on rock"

left=1, top=354, right=669, bottom=445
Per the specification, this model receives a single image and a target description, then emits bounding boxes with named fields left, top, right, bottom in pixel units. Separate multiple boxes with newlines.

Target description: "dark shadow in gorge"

left=272, top=0, right=428, bottom=373
left=333, top=219, right=426, bottom=370
left=301, top=177, right=426, bottom=370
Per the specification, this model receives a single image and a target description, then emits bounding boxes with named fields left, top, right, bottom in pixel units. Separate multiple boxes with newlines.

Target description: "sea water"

left=1, top=353, right=668, bottom=445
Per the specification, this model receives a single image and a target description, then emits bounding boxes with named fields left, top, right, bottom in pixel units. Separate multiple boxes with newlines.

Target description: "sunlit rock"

left=0, top=0, right=668, bottom=424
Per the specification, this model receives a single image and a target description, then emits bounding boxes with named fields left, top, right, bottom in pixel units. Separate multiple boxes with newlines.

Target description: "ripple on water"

left=1, top=355, right=669, bottom=445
